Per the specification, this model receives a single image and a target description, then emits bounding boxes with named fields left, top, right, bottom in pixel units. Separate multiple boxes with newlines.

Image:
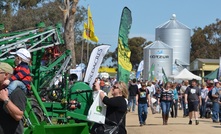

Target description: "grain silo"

left=143, top=40, right=173, bottom=81
left=155, top=14, right=191, bottom=74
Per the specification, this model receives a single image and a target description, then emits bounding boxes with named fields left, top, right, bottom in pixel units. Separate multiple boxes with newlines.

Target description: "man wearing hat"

left=0, top=62, right=27, bottom=134
left=211, top=79, right=220, bottom=123
left=184, top=79, right=201, bottom=125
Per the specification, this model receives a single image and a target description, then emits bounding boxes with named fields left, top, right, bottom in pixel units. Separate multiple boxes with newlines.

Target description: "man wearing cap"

left=185, top=79, right=201, bottom=125
left=211, top=80, right=220, bottom=123
left=0, top=62, right=27, bottom=134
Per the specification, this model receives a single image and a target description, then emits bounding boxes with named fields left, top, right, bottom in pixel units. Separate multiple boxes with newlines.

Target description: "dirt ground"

left=126, top=109, right=221, bottom=134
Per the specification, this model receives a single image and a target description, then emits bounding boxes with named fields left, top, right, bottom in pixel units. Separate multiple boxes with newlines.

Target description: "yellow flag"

left=82, top=23, right=88, bottom=39
left=82, top=6, right=99, bottom=43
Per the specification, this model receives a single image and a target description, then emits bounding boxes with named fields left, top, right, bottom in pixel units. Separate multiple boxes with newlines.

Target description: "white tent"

left=169, top=68, right=202, bottom=80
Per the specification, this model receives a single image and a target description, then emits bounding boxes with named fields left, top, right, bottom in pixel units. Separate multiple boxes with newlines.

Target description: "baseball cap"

left=214, top=79, right=218, bottom=83
left=11, top=48, right=31, bottom=62
left=0, top=62, right=13, bottom=74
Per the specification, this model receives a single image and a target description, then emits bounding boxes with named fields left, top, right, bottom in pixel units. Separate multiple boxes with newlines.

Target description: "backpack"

left=208, top=87, right=219, bottom=100
left=208, top=90, right=213, bottom=100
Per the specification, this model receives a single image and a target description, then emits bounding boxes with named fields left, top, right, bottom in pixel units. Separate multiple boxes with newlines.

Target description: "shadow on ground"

left=213, top=126, right=221, bottom=128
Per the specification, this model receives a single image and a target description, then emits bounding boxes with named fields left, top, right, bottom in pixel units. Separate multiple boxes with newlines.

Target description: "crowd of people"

left=1, top=47, right=220, bottom=134
left=94, top=76, right=221, bottom=130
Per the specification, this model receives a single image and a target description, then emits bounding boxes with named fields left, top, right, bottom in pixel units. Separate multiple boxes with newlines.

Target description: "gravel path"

left=126, top=109, right=221, bottom=134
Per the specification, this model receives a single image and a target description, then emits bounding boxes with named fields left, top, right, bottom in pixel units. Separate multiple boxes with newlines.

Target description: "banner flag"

left=117, top=7, right=132, bottom=84
left=84, top=45, right=110, bottom=87
left=82, top=6, right=99, bottom=42
left=162, top=67, right=168, bottom=83
left=136, top=60, right=144, bottom=79
left=149, top=63, right=155, bottom=81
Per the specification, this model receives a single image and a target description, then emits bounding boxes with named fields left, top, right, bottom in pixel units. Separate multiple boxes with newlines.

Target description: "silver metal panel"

left=155, top=28, right=190, bottom=64
left=143, top=41, right=173, bottom=81
left=155, top=15, right=191, bottom=74
left=156, top=14, right=190, bottom=29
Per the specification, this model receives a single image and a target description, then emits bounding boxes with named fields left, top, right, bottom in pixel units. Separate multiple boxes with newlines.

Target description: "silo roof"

left=144, top=40, right=172, bottom=49
left=156, top=14, right=190, bottom=29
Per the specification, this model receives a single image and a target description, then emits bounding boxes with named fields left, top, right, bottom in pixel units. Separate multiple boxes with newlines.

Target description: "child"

left=3, top=48, right=32, bottom=95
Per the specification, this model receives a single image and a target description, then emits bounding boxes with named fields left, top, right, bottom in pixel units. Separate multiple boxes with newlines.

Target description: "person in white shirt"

left=180, top=80, right=189, bottom=117
left=137, top=81, right=142, bottom=89
left=148, top=81, right=156, bottom=114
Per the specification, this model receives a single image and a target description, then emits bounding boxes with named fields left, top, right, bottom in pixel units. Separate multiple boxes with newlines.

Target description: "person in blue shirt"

left=170, top=83, right=179, bottom=118
left=200, top=83, right=208, bottom=118
left=211, top=81, right=220, bottom=123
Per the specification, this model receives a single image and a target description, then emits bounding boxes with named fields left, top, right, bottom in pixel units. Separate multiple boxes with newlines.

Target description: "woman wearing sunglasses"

left=91, top=80, right=128, bottom=134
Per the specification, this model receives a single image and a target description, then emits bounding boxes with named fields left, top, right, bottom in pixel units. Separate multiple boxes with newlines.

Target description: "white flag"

left=137, top=60, right=144, bottom=72
left=84, top=45, right=110, bottom=87
left=136, top=60, right=144, bottom=78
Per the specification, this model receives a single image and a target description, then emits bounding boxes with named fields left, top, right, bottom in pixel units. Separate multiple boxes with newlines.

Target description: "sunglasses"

left=112, top=85, right=119, bottom=89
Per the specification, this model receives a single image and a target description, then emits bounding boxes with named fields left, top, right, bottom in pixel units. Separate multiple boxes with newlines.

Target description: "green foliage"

left=19, top=0, right=43, bottom=8
left=128, top=37, right=146, bottom=69
left=191, top=19, right=221, bottom=62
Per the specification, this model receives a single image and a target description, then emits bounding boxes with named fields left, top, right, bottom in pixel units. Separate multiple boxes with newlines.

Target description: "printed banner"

left=84, top=45, right=110, bottom=87
left=117, top=7, right=132, bottom=84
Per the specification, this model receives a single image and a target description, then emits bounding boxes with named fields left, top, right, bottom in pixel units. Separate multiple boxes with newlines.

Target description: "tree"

left=59, top=0, right=79, bottom=68
left=128, top=37, right=146, bottom=69
left=191, top=19, right=221, bottom=62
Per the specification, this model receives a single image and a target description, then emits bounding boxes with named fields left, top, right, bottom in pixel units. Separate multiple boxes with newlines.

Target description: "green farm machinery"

left=0, top=23, right=93, bottom=134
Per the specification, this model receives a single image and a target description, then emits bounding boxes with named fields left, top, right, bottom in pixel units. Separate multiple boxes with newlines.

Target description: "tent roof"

left=169, top=68, right=202, bottom=80
left=204, top=68, right=219, bottom=80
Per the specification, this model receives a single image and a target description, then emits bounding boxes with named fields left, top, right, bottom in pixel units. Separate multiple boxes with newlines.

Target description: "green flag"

left=117, top=7, right=132, bottom=84
left=162, top=67, right=168, bottom=83
left=150, top=63, right=155, bottom=81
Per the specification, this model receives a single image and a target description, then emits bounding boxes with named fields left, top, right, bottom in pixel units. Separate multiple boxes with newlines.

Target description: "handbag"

left=155, top=104, right=161, bottom=113
left=93, top=112, right=127, bottom=134
left=87, top=90, right=107, bottom=124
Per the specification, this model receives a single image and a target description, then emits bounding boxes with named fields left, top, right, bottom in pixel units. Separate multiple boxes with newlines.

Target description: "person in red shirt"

left=207, top=80, right=214, bottom=91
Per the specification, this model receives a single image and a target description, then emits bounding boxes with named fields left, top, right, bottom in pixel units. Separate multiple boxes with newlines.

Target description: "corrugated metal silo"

left=155, top=14, right=191, bottom=74
left=143, top=40, right=173, bottom=81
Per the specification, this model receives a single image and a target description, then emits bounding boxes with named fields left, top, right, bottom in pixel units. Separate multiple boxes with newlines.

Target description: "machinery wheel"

left=29, top=98, right=45, bottom=122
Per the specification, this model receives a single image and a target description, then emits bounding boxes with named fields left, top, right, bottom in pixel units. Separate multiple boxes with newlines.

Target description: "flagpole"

left=81, top=39, right=84, bottom=65
left=80, top=39, right=84, bottom=81
left=87, top=5, right=90, bottom=64
left=87, top=41, right=89, bottom=63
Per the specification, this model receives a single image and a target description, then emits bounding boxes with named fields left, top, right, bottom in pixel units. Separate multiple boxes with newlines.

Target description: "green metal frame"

left=0, top=22, right=91, bottom=134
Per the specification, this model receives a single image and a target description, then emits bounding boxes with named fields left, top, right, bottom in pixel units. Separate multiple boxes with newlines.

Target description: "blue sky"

left=79, top=0, right=221, bottom=52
